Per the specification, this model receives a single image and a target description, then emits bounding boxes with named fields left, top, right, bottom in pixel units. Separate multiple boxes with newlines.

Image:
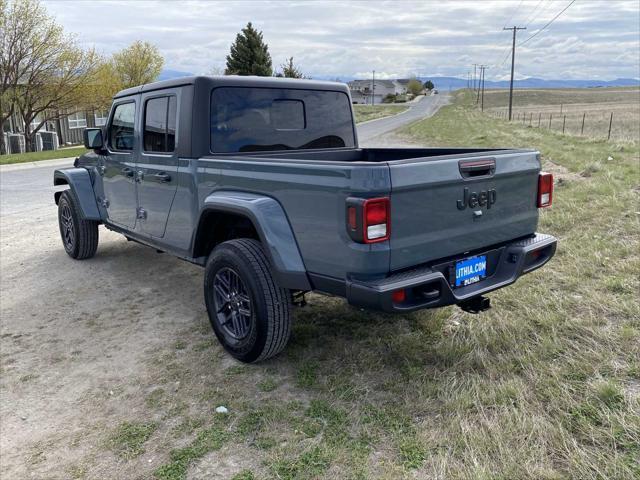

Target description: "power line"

left=491, top=0, right=557, bottom=70
left=485, top=0, right=527, bottom=69
left=501, top=0, right=526, bottom=28
left=519, top=0, right=576, bottom=46
left=521, top=0, right=549, bottom=28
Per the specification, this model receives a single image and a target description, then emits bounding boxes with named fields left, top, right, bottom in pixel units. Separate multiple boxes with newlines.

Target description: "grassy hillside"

left=482, top=86, right=640, bottom=107
left=482, top=87, right=640, bottom=144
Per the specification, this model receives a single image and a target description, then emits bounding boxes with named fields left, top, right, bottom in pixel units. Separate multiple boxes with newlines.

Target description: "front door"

left=136, top=93, right=179, bottom=238
left=102, top=100, right=138, bottom=228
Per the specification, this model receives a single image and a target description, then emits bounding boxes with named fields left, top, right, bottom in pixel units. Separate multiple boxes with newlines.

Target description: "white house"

left=348, top=79, right=412, bottom=104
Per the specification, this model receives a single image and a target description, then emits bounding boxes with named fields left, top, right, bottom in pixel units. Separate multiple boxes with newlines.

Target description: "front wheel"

left=58, top=190, right=99, bottom=259
left=204, top=239, right=291, bottom=363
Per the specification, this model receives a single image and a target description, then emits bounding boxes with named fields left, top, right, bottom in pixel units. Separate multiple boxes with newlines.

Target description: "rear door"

left=388, top=151, right=541, bottom=271
left=137, top=92, right=179, bottom=238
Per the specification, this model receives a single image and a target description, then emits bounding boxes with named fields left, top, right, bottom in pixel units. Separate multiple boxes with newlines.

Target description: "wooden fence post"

left=529, top=113, right=533, bottom=126
left=562, top=115, right=566, bottom=134
left=549, top=113, right=552, bottom=129
left=607, top=112, right=613, bottom=140
left=538, top=112, right=541, bottom=127
left=581, top=112, right=585, bottom=135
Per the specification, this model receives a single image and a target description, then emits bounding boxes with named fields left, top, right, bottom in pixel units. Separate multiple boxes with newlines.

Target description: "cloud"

left=43, top=0, right=640, bottom=80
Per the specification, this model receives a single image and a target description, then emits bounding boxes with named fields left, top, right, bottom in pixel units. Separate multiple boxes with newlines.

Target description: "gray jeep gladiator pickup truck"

left=54, top=76, right=557, bottom=363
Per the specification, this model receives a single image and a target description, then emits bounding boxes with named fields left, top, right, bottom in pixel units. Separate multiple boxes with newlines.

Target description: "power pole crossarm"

left=503, top=26, right=526, bottom=121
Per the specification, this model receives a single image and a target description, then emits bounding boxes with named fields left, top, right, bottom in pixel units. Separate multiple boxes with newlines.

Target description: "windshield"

left=210, top=87, right=355, bottom=153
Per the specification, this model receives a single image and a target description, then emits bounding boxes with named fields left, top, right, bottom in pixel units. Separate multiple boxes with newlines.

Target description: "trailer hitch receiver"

left=458, top=295, right=491, bottom=314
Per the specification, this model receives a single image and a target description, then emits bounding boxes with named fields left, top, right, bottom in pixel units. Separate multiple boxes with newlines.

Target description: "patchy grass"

left=353, top=104, right=408, bottom=123
left=106, top=421, right=157, bottom=460
left=231, top=471, right=256, bottom=480
left=0, top=146, right=86, bottom=165
left=154, top=422, right=229, bottom=480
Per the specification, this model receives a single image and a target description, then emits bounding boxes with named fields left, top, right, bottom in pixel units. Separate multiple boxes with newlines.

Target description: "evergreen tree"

left=225, top=22, right=272, bottom=76
left=423, top=80, right=435, bottom=91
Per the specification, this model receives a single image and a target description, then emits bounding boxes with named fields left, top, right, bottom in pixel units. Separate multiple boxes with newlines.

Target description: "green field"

left=353, top=104, right=409, bottom=123
left=0, top=146, right=87, bottom=165
left=91, top=90, right=640, bottom=480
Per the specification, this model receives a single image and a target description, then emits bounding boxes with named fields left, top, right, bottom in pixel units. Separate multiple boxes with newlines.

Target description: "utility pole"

left=476, top=65, right=486, bottom=104
left=503, top=26, right=526, bottom=121
left=372, top=70, right=375, bottom=105
left=480, top=66, right=487, bottom=112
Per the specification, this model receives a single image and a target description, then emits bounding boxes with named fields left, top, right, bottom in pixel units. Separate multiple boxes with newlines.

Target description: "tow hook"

left=458, top=295, right=491, bottom=314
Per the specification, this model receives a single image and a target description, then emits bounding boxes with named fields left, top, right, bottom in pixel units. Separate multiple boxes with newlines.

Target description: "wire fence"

left=488, top=105, right=639, bottom=143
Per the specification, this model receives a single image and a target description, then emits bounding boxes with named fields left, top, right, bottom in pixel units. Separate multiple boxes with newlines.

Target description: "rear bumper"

left=346, top=233, right=557, bottom=313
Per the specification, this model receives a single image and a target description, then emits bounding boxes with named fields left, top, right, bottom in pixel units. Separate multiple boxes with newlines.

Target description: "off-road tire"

left=204, top=239, right=291, bottom=363
left=58, top=190, right=99, bottom=259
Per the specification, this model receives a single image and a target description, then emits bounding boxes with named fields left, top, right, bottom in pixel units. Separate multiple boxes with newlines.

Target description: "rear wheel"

left=204, top=239, right=291, bottom=363
left=58, top=190, right=99, bottom=259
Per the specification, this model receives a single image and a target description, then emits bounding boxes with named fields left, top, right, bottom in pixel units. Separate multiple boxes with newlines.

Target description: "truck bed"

left=234, top=147, right=530, bottom=164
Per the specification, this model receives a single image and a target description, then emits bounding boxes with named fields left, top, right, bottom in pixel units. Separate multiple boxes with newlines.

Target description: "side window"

left=108, top=103, right=135, bottom=151
left=143, top=96, right=177, bottom=153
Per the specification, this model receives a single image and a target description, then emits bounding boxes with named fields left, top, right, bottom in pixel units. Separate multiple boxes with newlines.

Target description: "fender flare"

left=53, top=168, right=101, bottom=220
left=199, top=191, right=310, bottom=291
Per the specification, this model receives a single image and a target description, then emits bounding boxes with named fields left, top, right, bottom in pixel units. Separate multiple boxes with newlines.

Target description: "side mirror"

left=83, top=128, right=104, bottom=150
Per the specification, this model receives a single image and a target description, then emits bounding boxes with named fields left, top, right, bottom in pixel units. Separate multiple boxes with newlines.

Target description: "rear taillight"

left=346, top=197, right=391, bottom=243
left=363, top=198, right=390, bottom=243
left=537, top=172, right=553, bottom=208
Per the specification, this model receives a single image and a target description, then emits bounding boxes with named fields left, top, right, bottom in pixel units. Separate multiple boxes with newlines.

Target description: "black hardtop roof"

left=114, top=75, right=349, bottom=99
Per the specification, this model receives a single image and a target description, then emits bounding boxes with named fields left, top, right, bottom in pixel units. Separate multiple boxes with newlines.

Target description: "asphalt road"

left=357, top=93, right=449, bottom=144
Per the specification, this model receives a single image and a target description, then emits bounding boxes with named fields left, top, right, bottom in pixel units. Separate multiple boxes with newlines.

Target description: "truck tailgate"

left=388, top=151, right=540, bottom=271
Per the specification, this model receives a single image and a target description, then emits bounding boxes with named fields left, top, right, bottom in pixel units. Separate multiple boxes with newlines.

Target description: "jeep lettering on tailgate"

left=456, top=187, right=497, bottom=210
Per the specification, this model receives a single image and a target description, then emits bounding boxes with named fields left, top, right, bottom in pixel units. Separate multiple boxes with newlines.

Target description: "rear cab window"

left=143, top=96, right=177, bottom=153
left=210, top=87, right=355, bottom=153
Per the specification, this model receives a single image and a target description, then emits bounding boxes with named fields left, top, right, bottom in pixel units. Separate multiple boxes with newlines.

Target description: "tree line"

left=0, top=0, right=305, bottom=153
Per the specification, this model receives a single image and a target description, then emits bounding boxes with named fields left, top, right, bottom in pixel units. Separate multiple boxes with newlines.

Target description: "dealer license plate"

left=455, top=255, right=487, bottom=287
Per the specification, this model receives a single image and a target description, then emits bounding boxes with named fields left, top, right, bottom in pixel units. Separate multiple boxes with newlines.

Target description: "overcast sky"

left=43, top=0, right=640, bottom=81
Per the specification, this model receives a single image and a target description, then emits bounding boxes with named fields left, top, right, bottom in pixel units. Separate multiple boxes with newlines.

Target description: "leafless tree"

left=0, top=0, right=100, bottom=152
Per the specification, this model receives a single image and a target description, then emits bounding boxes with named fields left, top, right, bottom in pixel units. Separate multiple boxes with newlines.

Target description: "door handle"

left=154, top=172, right=172, bottom=183
left=122, top=167, right=134, bottom=178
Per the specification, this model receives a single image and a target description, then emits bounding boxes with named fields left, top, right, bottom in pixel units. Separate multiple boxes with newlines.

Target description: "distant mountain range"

left=158, top=69, right=639, bottom=90
left=412, top=76, right=640, bottom=90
